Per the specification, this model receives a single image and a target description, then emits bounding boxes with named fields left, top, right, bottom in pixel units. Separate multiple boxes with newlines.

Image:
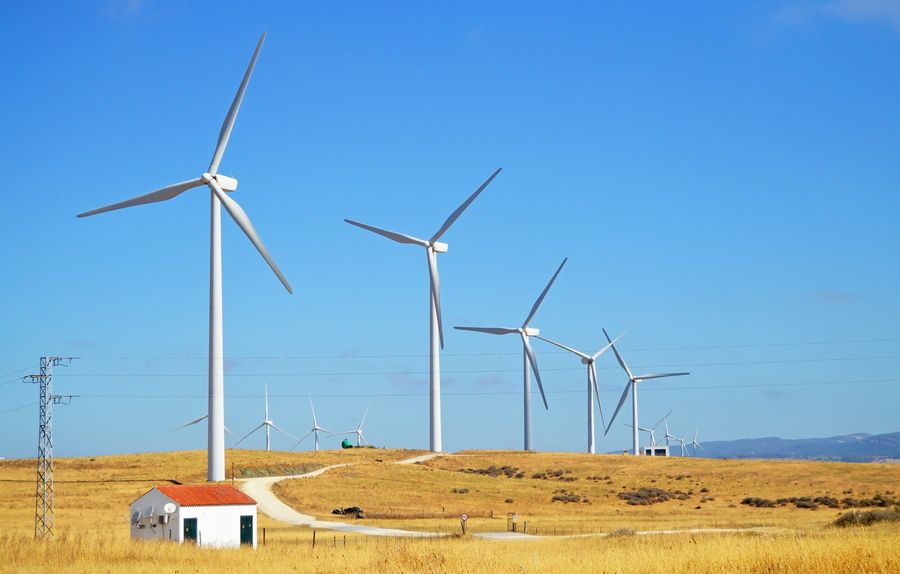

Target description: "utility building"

left=130, top=484, right=257, bottom=548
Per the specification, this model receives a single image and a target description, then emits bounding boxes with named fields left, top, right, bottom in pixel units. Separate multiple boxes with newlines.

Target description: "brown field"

left=274, top=449, right=900, bottom=533
left=1, top=448, right=898, bottom=573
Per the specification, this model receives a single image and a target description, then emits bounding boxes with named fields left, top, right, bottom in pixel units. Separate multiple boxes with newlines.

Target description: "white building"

left=130, top=484, right=257, bottom=548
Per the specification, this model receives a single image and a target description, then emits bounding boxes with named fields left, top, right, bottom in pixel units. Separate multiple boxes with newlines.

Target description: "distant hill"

left=687, top=432, right=900, bottom=462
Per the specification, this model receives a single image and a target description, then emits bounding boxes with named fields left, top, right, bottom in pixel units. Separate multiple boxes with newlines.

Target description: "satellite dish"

left=163, top=503, right=176, bottom=514
left=130, top=511, right=140, bottom=526
left=144, top=505, right=155, bottom=517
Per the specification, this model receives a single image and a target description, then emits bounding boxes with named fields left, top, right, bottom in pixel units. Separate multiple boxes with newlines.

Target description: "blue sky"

left=1, top=1, right=898, bottom=458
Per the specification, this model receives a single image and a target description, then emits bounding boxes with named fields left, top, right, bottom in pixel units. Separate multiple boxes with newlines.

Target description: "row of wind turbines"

left=626, top=412, right=706, bottom=457
left=77, top=33, right=697, bottom=481
left=172, top=386, right=371, bottom=451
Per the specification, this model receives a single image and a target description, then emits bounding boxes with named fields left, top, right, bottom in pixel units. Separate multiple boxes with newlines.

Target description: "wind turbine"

left=294, top=395, right=333, bottom=451
left=535, top=331, right=623, bottom=453
left=234, top=385, right=298, bottom=451
left=603, top=329, right=689, bottom=455
left=345, top=168, right=501, bottom=452
left=341, top=403, right=371, bottom=447
left=454, top=258, right=568, bottom=451
left=77, top=34, right=291, bottom=481
left=677, top=434, right=688, bottom=457
left=690, top=428, right=705, bottom=457
left=663, top=416, right=678, bottom=447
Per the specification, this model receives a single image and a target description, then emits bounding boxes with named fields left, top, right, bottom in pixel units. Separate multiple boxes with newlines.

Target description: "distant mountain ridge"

left=689, top=432, right=900, bottom=462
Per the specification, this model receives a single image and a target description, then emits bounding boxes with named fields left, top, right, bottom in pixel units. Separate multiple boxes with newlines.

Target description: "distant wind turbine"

left=293, top=395, right=334, bottom=451
left=341, top=403, right=371, bottom=447
left=690, top=428, right=705, bottom=457
left=603, top=329, right=689, bottom=455
left=78, top=33, right=291, bottom=481
left=345, top=168, right=501, bottom=452
left=535, top=331, right=623, bottom=453
left=234, top=385, right=298, bottom=451
left=454, top=258, right=568, bottom=451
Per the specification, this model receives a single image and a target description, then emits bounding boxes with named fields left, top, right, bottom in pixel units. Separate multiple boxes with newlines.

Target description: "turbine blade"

left=208, top=179, right=292, bottom=293
left=592, top=331, right=626, bottom=361
left=523, top=336, right=549, bottom=410
left=430, top=167, right=501, bottom=243
left=170, top=414, right=207, bottom=432
left=427, top=247, right=444, bottom=349
left=224, top=425, right=236, bottom=440
left=234, top=423, right=265, bottom=446
left=78, top=178, right=205, bottom=218
left=652, top=410, right=673, bottom=431
left=454, top=326, right=519, bottom=335
left=344, top=219, right=429, bottom=247
left=604, top=380, right=632, bottom=435
left=522, top=257, right=567, bottom=328
left=603, top=328, right=634, bottom=380
left=270, top=423, right=299, bottom=442
left=209, top=33, right=266, bottom=174
left=634, top=372, right=690, bottom=381
left=293, top=430, right=314, bottom=449
left=590, top=362, right=605, bottom=431
left=535, top=335, right=589, bottom=360
left=264, top=384, right=269, bottom=420
left=308, top=394, right=318, bottom=427
left=359, top=402, right=370, bottom=430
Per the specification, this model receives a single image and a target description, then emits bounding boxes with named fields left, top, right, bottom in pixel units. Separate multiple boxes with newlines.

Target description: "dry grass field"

left=1, top=448, right=898, bottom=573
left=274, top=449, right=900, bottom=533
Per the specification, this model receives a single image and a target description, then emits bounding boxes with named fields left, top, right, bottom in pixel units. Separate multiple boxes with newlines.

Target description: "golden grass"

left=2, top=526, right=898, bottom=573
left=274, top=450, right=900, bottom=533
left=1, top=449, right=898, bottom=572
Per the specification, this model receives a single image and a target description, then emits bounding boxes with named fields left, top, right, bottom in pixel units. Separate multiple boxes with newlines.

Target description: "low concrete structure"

left=130, top=484, right=257, bottom=548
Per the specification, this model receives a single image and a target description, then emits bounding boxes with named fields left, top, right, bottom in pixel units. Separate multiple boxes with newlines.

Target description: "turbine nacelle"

left=431, top=241, right=448, bottom=253
left=521, top=327, right=539, bottom=337
left=201, top=172, right=238, bottom=192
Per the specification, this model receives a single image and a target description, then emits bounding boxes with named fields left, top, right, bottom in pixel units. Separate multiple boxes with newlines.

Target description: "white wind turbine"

left=234, top=385, right=298, bottom=451
left=345, top=168, right=501, bottom=452
left=454, top=258, right=568, bottom=451
left=603, top=329, right=689, bottom=455
left=293, top=395, right=333, bottom=452
left=341, top=403, right=371, bottom=447
left=535, top=331, right=623, bottom=453
left=77, top=34, right=291, bottom=481
left=663, top=416, right=678, bottom=447
left=690, top=428, right=705, bottom=457
left=624, top=411, right=671, bottom=449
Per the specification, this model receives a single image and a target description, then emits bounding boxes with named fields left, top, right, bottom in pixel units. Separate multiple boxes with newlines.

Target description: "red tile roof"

left=156, top=484, right=256, bottom=507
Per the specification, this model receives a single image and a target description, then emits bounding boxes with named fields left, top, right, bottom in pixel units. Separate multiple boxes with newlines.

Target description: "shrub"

left=833, top=509, right=900, bottom=528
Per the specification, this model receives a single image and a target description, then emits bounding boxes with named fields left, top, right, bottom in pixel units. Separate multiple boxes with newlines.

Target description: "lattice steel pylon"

left=24, top=357, right=76, bottom=539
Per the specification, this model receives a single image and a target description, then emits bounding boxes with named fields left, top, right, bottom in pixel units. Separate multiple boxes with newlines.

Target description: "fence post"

left=312, top=530, right=316, bottom=548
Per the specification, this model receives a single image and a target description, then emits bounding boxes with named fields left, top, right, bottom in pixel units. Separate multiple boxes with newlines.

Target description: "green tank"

left=341, top=438, right=353, bottom=449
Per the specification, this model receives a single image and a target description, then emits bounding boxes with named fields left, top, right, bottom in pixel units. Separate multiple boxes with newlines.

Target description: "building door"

left=240, top=515, right=254, bottom=546
left=183, top=518, right=198, bottom=543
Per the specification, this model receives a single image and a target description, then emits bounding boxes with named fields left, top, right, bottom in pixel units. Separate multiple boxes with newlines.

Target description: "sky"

left=1, top=1, right=898, bottom=459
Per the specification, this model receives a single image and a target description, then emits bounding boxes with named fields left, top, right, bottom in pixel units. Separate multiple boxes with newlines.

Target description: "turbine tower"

left=535, top=332, right=623, bottom=453
left=234, top=385, right=298, bottom=451
left=294, top=395, right=333, bottom=451
left=603, top=329, right=689, bottom=455
left=454, top=258, right=568, bottom=451
left=345, top=168, right=501, bottom=452
left=77, top=34, right=291, bottom=481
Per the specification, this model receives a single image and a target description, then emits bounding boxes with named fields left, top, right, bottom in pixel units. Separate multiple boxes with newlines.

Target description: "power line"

left=60, top=336, right=900, bottom=361
left=0, top=402, right=36, bottom=416
left=42, top=377, right=900, bottom=400
left=46, top=354, right=900, bottom=379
